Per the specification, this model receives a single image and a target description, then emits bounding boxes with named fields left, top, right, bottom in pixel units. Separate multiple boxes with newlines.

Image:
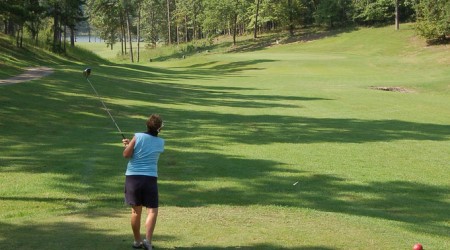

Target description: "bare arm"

left=122, top=136, right=136, bottom=158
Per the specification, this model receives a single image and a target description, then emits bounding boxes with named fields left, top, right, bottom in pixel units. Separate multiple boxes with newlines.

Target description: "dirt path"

left=0, top=66, right=54, bottom=86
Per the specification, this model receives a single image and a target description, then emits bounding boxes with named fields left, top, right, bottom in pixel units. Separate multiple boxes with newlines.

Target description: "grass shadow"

left=157, top=149, right=449, bottom=237
left=171, top=246, right=335, bottom=250
left=0, top=220, right=333, bottom=249
left=146, top=26, right=359, bottom=60
left=0, top=56, right=448, bottom=243
left=0, top=221, right=179, bottom=249
left=229, top=27, right=359, bottom=53
left=0, top=33, right=111, bottom=79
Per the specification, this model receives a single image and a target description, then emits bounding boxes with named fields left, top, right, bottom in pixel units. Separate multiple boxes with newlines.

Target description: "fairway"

left=1, top=24, right=449, bottom=249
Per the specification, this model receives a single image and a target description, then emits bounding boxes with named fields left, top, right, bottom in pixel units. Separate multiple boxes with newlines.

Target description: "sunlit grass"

left=1, top=24, right=449, bottom=249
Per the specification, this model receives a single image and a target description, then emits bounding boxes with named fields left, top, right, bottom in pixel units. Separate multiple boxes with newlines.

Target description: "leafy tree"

left=87, top=0, right=122, bottom=50
left=265, top=0, right=309, bottom=35
left=253, top=0, right=261, bottom=38
left=61, top=0, right=86, bottom=48
left=10, top=0, right=450, bottom=55
left=0, top=0, right=19, bottom=35
left=173, top=0, right=189, bottom=43
left=189, top=0, right=203, bottom=40
left=315, top=0, right=353, bottom=28
left=2, top=0, right=27, bottom=46
left=201, top=0, right=234, bottom=37
left=40, top=0, right=86, bottom=52
left=245, top=0, right=269, bottom=38
left=353, top=0, right=394, bottom=25
left=201, top=0, right=252, bottom=45
left=415, top=0, right=450, bottom=42
left=141, top=0, right=166, bottom=46
left=24, top=0, right=46, bottom=45
left=121, top=0, right=135, bottom=62
left=352, top=0, right=416, bottom=28
left=254, top=0, right=288, bottom=32
left=173, top=0, right=203, bottom=43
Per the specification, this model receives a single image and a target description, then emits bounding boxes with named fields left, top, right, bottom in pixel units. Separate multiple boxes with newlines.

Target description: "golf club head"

left=83, top=68, right=92, bottom=78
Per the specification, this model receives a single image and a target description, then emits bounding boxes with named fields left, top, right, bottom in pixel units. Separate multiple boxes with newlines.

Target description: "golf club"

left=83, top=68, right=126, bottom=139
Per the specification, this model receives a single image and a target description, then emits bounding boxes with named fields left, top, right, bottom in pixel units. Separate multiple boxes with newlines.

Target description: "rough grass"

left=0, top=24, right=449, bottom=249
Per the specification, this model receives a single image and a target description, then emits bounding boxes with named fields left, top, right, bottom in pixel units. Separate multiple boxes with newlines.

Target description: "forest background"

left=1, top=0, right=449, bottom=60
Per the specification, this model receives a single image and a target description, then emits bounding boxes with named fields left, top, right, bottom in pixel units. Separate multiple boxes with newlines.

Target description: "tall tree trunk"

left=63, top=25, right=67, bottom=52
left=122, top=19, right=127, bottom=55
left=395, top=0, right=399, bottom=30
left=193, top=15, right=196, bottom=40
left=70, top=27, right=75, bottom=47
left=121, top=29, right=124, bottom=54
left=176, top=25, right=179, bottom=45
left=15, top=25, right=20, bottom=47
left=232, top=0, right=239, bottom=45
left=233, top=14, right=237, bottom=45
left=7, top=19, right=15, bottom=35
left=125, top=8, right=134, bottom=63
left=137, top=3, right=141, bottom=62
left=35, top=30, right=39, bottom=45
left=288, top=0, right=294, bottom=36
left=59, top=19, right=63, bottom=51
left=185, top=15, right=188, bottom=43
left=20, top=26, right=23, bottom=48
left=30, top=23, right=37, bottom=45
left=111, top=31, right=114, bottom=50
left=254, top=0, right=260, bottom=39
left=167, top=0, right=171, bottom=45
left=53, top=6, right=59, bottom=52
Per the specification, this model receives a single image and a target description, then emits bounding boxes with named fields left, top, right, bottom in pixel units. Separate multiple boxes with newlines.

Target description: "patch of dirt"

left=0, top=66, right=53, bottom=86
left=370, top=86, right=414, bottom=93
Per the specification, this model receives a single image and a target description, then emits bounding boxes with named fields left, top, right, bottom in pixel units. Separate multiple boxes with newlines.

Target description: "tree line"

left=1, top=0, right=85, bottom=51
left=1, top=0, right=449, bottom=60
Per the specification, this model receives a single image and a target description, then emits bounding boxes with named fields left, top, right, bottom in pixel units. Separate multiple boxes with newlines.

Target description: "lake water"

left=73, top=36, right=144, bottom=43
left=74, top=36, right=103, bottom=43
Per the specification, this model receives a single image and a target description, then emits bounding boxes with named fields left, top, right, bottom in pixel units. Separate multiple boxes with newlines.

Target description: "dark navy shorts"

left=124, top=175, right=158, bottom=208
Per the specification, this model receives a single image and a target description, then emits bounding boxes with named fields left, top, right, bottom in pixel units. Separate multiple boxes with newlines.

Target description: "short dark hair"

left=146, top=114, right=163, bottom=136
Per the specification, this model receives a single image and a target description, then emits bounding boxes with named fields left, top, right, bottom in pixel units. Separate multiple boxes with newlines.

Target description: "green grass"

left=0, top=24, right=449, bottom=249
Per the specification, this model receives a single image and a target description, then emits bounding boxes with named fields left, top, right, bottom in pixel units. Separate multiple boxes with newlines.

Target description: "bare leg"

left=131, top=206, right=143, bottom=242
left=145, top=207, right=158, bottom=242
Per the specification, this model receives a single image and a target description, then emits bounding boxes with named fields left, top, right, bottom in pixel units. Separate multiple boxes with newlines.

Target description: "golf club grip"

left=121, top=134, right=126, bottom=139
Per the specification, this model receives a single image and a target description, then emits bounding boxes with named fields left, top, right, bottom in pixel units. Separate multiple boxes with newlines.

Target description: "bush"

left=415, top=0, right=450, bottom=42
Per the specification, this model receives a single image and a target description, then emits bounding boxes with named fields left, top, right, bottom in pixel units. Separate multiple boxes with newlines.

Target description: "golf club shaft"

left=85, top=77, right=126, bottom=139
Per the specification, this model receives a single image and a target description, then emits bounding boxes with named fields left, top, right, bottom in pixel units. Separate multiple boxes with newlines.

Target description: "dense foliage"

left=415, top=0, right=450, bottom=42
left=1, top=0, right=85, bottom=51
left=1, top=0, right=448, bottom=55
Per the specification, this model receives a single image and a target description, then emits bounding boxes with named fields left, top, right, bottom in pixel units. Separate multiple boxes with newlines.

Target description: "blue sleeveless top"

left=125, top=133, right=164, bottom=177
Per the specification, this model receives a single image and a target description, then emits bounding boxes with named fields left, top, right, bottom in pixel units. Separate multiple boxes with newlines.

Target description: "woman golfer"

left=122, top=114, right=164, bottom=250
